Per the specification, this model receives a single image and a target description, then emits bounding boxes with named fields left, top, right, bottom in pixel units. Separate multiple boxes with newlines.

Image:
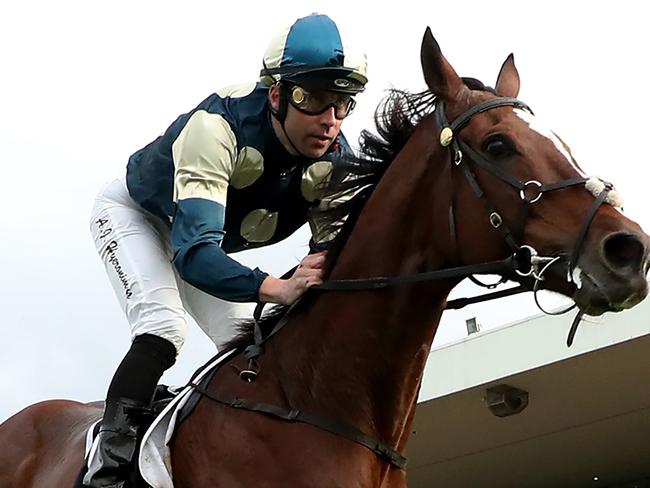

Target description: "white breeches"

left=89, top=178, right=254, bottom=353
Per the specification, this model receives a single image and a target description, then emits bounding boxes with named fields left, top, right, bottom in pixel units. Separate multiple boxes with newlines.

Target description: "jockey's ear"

left=420, top=27, right=464, bottom=101
left=268, top=83, right=281, bottom=113
left=495, top=54, right=520, bottom=98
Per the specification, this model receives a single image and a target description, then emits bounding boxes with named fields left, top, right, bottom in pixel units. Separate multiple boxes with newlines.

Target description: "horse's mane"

left=224, top=78, right=493, bottom=349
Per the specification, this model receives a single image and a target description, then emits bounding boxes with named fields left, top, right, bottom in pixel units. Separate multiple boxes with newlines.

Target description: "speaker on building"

left=485, top=384, right=529, bottom=417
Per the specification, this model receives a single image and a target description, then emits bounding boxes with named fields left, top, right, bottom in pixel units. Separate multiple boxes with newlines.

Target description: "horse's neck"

left=276, top=116, right=456, bottom=445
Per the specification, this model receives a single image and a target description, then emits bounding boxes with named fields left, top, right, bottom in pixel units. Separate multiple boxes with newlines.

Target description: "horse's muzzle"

left=573, top=231, right=649, bottom=315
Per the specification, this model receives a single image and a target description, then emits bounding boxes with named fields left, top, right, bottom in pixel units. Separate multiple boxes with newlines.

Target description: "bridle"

left=193, top=94, right=616, bottom=471
left=316, top=96, right=615, bottom=344
left=432, top=96, right=614, bottom=344
left=435, top=97, right=604, bottom=276
left=304, top=96, right=611, bottom=342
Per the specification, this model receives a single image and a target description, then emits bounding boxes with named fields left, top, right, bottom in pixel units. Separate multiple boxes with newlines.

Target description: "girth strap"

left=192, top=384, right=408, bottom=470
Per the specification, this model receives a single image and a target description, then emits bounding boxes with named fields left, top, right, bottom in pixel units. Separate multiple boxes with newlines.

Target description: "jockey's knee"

left=127, top=292, right=188, bottom=354
left=132, top=317, right=187, bottom=355
left=154, top=321, right=186, bottom=354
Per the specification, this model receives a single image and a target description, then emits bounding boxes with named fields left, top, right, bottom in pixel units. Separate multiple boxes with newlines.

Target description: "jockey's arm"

left=172, top=197, right=268, bottom=302
left=170, top=110, right=269, bottom=303
left=170, top=110, right=324, bottom=305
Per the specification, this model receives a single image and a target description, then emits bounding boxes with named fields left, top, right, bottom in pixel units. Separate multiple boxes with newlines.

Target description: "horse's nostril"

left=603, top=233, right=646, bottom=272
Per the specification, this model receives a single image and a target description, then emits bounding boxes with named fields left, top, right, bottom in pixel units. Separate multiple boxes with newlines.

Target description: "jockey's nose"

left=318, top=106, right=337, bottom=127
left=602, top=231, right=649, bottom=277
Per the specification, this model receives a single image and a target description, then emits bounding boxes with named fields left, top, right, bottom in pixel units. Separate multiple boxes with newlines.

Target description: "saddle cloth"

left=84, top=349, right=237, bottom=488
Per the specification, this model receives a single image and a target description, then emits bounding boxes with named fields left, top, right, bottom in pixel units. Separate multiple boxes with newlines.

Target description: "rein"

left=315, top=97, right=613, bottom=347
left=196, top=94, right=615, bottom=472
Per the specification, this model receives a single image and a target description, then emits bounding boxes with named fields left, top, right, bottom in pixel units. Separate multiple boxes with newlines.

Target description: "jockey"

left=83, top=13, right=368, bottom=488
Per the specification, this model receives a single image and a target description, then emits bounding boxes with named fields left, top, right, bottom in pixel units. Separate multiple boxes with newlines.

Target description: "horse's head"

left=420, top=28, right=649, bottom=316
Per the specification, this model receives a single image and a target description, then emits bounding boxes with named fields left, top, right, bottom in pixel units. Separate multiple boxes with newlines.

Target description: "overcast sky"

left=1, top=1, right=648, bottom=422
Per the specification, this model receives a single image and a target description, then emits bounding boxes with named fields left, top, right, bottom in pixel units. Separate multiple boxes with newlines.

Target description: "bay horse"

left=1, top=28, right=648, bottom=487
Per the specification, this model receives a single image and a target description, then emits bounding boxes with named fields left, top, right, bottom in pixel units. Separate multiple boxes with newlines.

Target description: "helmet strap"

left=269, top=82, right=312, bottom=159
left=276, top=81, right=289, bottom=122
left=272, top=111, right=308, bottom=159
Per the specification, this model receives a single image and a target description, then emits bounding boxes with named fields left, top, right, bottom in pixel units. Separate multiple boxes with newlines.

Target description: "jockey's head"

left=261, top=14, right=368, bottom=158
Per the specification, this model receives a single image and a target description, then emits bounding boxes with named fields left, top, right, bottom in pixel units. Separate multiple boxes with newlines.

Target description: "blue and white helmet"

left=260, top=14, right=368, bottom=94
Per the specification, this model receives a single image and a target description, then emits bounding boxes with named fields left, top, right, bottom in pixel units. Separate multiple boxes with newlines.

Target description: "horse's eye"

left=483, top=136, right=514, bottom=159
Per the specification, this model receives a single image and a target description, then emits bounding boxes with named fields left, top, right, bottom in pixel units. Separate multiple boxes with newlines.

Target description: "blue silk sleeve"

left=171, top=198, right=268, bottom=302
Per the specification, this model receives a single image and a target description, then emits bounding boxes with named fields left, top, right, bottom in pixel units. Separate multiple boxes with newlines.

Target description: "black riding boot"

left=82, top=334, right=177, bottom=488
left=82, top=398, right=145, bottom=487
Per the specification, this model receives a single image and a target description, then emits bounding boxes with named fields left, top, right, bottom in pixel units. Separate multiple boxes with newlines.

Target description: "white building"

left=408, top=298, right=650, bottom=487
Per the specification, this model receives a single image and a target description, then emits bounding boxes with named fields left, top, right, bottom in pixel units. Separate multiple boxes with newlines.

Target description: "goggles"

left=287, top=84, right=356, bottom=120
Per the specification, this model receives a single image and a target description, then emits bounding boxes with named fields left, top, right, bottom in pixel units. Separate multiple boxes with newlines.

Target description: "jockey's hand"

left=258, top=251, right=327, bottom=305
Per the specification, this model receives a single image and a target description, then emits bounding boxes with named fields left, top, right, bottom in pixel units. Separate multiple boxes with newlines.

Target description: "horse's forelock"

left=461, top=77, right=495, bottom=93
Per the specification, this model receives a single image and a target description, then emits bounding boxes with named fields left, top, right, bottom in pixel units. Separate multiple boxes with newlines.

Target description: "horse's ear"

left=420, top=27, right=464, bottom=100
left=495, top=54, right=520, bottom=98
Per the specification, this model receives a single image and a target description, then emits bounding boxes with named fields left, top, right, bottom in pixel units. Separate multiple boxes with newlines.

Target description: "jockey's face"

left=269, top=83, right=345, bottom=159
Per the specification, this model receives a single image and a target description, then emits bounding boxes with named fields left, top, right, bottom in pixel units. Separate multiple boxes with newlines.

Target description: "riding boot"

left=80, top=334, right=177, bottom=487
left=82, top=397, right=146, bottom=487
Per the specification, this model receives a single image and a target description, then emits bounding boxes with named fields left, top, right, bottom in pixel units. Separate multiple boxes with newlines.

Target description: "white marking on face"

left=514, top=109, right=586, bottom=177
left=572, top=266, right=583, bottom=289
left=513, top=108, right=626, bottom=216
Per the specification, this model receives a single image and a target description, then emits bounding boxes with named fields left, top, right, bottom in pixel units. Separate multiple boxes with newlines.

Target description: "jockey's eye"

left=483, top=135, right=515, bottom=159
